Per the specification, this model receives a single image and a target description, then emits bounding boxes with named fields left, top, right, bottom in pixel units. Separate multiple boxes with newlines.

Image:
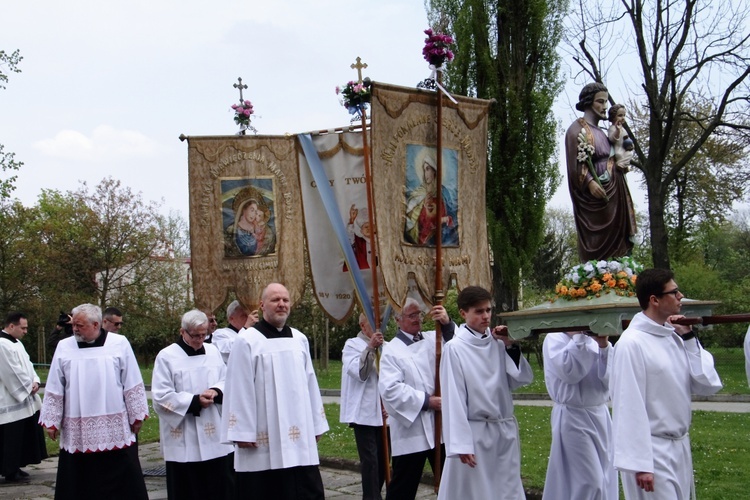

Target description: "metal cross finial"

left=350, top=57, right=368, bottom=84
left=233, top=77, right=248, bottom=102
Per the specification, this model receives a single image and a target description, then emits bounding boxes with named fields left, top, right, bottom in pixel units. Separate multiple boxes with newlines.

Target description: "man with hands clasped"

left=611, top=269, right=722, bottom=499
left=152, top=309, right=235, bottom=500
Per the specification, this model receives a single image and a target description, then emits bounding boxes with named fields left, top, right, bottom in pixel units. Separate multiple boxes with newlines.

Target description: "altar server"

left=378, top=297, right=454, bottom=500
left=541, top=331, right=617, bottom=500
left=437, top=286, right=532, bottom=500
left=221, top=283, right=329, bottom=499
left=40, top=303, right=149, bottom=499
left=340, top=313, right=387, bottom=500
left=611, top=268, right=722, bottom=499
left=152, top=309, right=235, bottom=500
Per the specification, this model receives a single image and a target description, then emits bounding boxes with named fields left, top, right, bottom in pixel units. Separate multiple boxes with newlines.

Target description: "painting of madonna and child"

left=403, top=144, right=459, bottom=247
left=222, top=178, right=277, bottom=258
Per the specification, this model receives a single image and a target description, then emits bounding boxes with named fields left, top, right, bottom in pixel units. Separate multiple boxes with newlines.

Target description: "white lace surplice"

left=39, top=333, right=149, bottom=453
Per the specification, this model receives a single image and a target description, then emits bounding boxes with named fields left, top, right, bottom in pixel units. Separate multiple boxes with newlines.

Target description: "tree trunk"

left=647, top=176, right=671, bottom=270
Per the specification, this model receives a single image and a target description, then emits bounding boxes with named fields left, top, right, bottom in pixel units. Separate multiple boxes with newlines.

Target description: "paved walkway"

left=0, top=442, right=438, bottom=500
left=4, top=399, right=747, bottom=499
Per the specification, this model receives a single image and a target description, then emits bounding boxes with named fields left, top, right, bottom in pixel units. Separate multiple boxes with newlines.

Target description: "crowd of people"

left=0, top=272, right=748, bottom=499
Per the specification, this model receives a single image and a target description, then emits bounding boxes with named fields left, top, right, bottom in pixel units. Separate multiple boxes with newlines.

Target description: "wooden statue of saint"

left=565, top=82, right=637, bottom=262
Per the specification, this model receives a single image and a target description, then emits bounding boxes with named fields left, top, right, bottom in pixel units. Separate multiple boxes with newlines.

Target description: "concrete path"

left=0, top=442, right=438, bottom=500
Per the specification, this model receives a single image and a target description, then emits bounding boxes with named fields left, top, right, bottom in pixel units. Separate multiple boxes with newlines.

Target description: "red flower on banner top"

left=231, top=100, right=255, bottom=127
left=422, top=28, right=455, bottom=68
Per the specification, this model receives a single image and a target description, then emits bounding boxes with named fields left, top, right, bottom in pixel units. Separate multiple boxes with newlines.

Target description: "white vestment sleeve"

left=39, top=351, right=66, bottom=429
left=682, top=336, right=722, bottom=396
left=152, top=350, right=195, bottom=430
left=378, top=347, right=425, bottom=427
left=221, top=335, right=258, bottom=444
left=543, top=333, right=598, bottom=385
left=0, top=342, right=34, bottom=402
left=300, top=334, right=329, bottom=436
left=440, top=342, right=473, bottom=456
left=611, top=342, right=653, bottom=474
left=505, top=348, right=533, bottom=390
left=120, top=340, right=149, bottom=424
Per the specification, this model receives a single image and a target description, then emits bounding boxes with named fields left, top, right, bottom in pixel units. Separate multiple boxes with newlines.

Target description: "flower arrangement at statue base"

left=553, top=257, right=643, bottom=301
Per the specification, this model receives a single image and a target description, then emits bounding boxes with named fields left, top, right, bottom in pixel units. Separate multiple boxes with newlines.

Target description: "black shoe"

left=4, top=472, right=30, bottom=483
left=17, top=470, right=29, bottom=478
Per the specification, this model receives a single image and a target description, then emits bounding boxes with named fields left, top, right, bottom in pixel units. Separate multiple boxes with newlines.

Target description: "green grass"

left=705, top=347, right=748, bottom=394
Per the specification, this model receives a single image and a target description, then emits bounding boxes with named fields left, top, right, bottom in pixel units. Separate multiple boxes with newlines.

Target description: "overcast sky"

left=1, top=0, right=646, bottom=219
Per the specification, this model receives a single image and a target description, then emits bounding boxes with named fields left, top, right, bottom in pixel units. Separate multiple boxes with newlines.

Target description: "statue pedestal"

left=500, top=293, right=718, bottom=338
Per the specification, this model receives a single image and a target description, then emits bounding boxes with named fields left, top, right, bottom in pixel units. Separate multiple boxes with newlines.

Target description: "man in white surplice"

left=611, top=268, right=722, bottom=499
left=220, top=283, right=329, bottom=499
left=378, top=297, right=454, bottom=500
left=152, top=309, right=235, bottom=500
left=541, top=331, right=617, bottom=500
left=437, top=286, right=532, bottom=500
left=211, top=299, right=258, bottom=364
left=39, top=303, right=149, bottom=499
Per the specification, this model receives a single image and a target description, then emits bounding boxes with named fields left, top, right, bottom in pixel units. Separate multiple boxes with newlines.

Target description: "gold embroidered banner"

left=370, top=82, right=492, bottom=308
left=187, top=135, right=305, bottom=312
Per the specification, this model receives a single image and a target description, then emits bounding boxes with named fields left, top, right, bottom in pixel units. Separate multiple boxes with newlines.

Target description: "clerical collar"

left=254, top=319, right=293, bottom=339
left=0, top=331, right=17, bottom=343
left=228, top=324, right=240, bottom=333
left=396, top=330, right=421, bottom=345
left=77, top=329, right=108, bottom=349
left=465, top=326, right=487, bottom=339
left=177, top=336, right=205, bottom=356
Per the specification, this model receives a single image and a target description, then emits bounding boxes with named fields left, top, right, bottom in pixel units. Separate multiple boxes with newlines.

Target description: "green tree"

left=0, top=49, right=23, bottom=198
left=426, top=0, right=566, bottom=310
left=567, top=0, right=750, bottom=270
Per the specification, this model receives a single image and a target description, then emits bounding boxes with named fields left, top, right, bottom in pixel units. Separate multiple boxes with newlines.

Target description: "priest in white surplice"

left=541, top=331, right=617, bottom=500
left=39, top=303, right=149, bottom=499
left=378, top=298, right=455, bottom=500
left=152, top=309, right=235, bottom=500
left=340, top=313, right=387, bottom=500
left=211, top=299, right=258, bottom=364
left=438, top=286, right=532, bottom=500
left=611, top=269, right=722, bottom=499
left=0, top=312, right=47, bottom=483
left=220, top=283, right=329, bottom=499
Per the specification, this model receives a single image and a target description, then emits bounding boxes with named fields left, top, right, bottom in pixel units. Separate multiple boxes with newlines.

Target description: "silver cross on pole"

left=233, top=77, right=248, bottom=102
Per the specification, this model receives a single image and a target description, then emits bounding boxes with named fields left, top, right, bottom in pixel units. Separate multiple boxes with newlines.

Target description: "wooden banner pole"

left=432, top=69, right=445, bottom=494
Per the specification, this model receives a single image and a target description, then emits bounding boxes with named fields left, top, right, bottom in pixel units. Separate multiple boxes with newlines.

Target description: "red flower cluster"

left=422, top=28, right=455, bottom=68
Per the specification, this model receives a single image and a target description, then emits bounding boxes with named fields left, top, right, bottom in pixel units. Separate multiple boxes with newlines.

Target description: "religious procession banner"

left=186, top=135, right=306, bottom=312
left=297, top=131, right=386, bottom=325
left=370, top=82, right=493, bottom=308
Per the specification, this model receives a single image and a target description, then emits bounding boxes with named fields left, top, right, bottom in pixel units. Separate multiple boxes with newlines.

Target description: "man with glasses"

left=378, top=297, right=454, bottom=499
left=102, top=306, right=124, bottom=333
left=152, top=309, right=235, bottom=499
left=40, top=303, right=149, bottom=499
left=202, top=310, right=219, bottom=343
left=610, top=269, right=722, bottom=499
